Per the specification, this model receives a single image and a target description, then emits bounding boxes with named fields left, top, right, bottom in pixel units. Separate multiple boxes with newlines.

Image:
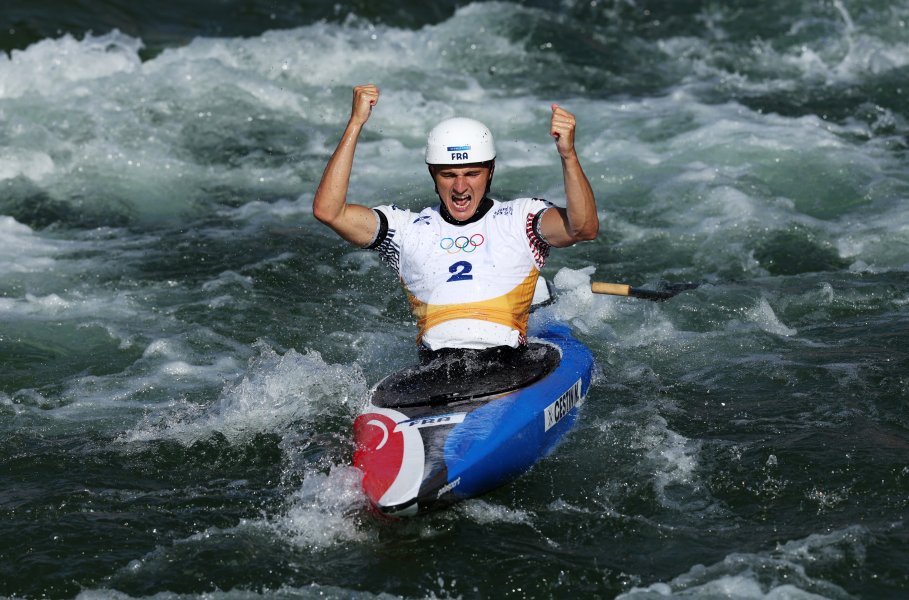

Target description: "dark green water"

left=1, top=1, right=908, bottom=598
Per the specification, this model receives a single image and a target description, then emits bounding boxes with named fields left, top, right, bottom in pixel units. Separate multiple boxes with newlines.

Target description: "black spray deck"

left=372, top=342, right=562, bottom=409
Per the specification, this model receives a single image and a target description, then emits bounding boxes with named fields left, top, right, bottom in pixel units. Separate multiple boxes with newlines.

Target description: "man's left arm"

left=538, top=104, right=599, bottom=248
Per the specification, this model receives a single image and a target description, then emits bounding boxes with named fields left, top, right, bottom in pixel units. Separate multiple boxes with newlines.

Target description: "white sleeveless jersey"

left=367, top=197, right=552, bottom=350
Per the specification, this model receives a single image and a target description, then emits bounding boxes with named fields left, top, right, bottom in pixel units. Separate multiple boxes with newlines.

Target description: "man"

left=313, top=84, right=597, bottom=362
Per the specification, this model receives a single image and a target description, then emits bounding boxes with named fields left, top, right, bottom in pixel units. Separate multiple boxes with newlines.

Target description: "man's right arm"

left=537, top=104, right=599, bottom=248
left=312, top=84, right=381, bottom=247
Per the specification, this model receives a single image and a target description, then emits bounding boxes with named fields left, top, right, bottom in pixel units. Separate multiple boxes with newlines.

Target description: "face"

left=430, top=162, right=494, bottom=221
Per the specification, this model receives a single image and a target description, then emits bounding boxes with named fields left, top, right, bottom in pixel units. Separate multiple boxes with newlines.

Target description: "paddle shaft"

left=591, top=281, right=692, bottom=301
left=591, top=282, right=632, bottom=296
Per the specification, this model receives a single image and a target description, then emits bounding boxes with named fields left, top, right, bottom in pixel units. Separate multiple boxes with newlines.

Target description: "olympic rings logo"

left=440, top=234, right=485, bottom=254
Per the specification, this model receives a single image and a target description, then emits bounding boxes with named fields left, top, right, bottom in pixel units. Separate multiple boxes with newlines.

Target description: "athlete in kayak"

left=313, top=84, right=597, bottom=361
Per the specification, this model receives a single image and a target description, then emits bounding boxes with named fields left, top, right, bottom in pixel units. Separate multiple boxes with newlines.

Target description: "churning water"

left=1, top=1, right=908, bottom=598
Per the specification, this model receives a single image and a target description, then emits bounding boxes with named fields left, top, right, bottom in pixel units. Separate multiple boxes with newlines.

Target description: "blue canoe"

left=353, top=321, right=594, bottom=517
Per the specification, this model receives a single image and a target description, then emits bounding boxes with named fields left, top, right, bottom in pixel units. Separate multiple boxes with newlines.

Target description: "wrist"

left=559, top=149, right=579, bottom=162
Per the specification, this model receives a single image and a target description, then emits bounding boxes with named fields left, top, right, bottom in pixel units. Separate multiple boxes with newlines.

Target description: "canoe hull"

left=353, top=323, right=594, bottom=516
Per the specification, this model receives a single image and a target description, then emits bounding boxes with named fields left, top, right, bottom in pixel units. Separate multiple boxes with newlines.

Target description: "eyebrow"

left=437, top=168, right=484, bottom=176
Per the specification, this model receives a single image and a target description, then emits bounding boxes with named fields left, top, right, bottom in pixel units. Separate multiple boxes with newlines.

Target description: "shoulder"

left=372, top=204, right=441, bottom=242
left=374, top=203, right=412, bottom=219
left=374, top=203, right=434, bottom=228
left=491, top=197, right=553, bottom=220
left=525, top=197, right=555, bottom=212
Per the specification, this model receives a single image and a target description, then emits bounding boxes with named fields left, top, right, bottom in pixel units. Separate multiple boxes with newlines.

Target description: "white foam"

left=658, top=3, right=909, bottom=92
left=77, top=581, right=397, bottom=600
left=0, top=6, right=904, bottom=597
left=617, top=526, right=867, bottom=599
left=637, top=415, right=707, bottom=511
left=200, top=270, right=254, bottom=292
left=743, top=298, right=798, bottom=337
left=0, top=3, right=903, bottom=283
left=277, top=466, right=372, bottom=549
left=0, top=291, right=135, bottom=325
left=64, top=353, right=241, bottom=417
left=0, top=31, right=142, bottom=99
left=459, top=499, right=535, bottom=525
left=0, top=147, right=55, bottom=182
left=210, top=345, right=366, bottom=427
left=539, top=266, right=619, bottom=337
left=86, top=505, right=387, bottom=598
left=122, top=343, right=367, bottom=443
left=567, top=86, right=909, bottom=275
left=2, top=29, right=312, bottom=221
left=540, top=267, right=691, bottom=353
left=218, top=195, right=314, bottom=223
left=0, top=216, right=60, bottom=274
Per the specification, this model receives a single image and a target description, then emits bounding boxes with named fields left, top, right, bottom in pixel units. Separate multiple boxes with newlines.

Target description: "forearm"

left=560, top=153, right=599, bottom=242
left=311, top=84, right=380, bottom=246
left=312, top=119, right=379, bottom=246
left=313, top=119, right=363, bottom=226
left=540, top=103, right=599, bottom=247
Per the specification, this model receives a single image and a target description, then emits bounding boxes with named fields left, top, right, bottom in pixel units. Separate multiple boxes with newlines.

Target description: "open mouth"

left=451, top=194, right=471, bottom=210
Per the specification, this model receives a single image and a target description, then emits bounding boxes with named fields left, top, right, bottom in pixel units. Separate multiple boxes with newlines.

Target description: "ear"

left=485, top=160, right=495, bottom=195
left=428, top=165, right=439, bottom=196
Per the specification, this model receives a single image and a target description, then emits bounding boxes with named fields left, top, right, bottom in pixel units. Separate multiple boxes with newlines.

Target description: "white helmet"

left=425, top=117, right=496, bottom=165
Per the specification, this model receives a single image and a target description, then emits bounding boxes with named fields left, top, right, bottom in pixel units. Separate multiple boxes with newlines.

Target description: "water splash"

left=617, top=526, right=867, bottom=599
left=122, top=343, right=367, bottom=444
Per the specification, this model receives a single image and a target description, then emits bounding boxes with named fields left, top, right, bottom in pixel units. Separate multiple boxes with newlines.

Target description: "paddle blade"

left=628, top=287, right=675, bottom=301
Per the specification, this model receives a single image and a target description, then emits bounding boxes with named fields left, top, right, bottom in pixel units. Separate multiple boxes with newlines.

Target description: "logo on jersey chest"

left=437, top=233, right=485, bottom=283
left=439, top=233, right=485, bottom=254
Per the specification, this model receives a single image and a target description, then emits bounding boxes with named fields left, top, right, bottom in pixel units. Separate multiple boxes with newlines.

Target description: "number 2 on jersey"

left=447, top=261, right=473, bottom=282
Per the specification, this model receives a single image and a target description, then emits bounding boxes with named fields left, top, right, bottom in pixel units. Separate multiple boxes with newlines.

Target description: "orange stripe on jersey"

left=407, top=269, right=540, bottom=343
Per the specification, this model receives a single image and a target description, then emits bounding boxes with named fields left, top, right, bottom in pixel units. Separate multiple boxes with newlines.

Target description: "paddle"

left=591, top=281, right=701, bottom=301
